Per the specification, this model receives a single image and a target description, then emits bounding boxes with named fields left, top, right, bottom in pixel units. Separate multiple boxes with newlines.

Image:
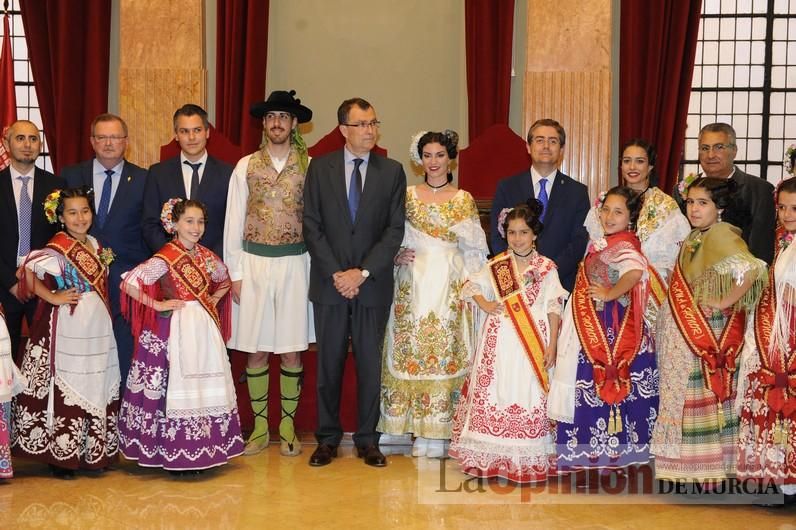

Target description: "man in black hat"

left=224, top=90, right=314, bottom=457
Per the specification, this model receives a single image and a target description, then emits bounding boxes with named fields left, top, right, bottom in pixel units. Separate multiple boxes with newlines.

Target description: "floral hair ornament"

left=784, top=144, right=796, bottom=175
left=497, top=207, right=513, bottom=238
left=677, top=172, right=698, bottom=200
left=593, top=190, right=608, bottom=208
left=43, top=189, right=62, bottom=224
left=160, top=197, right=183, bottom=235
left=408, top=130, right=429, bottom=166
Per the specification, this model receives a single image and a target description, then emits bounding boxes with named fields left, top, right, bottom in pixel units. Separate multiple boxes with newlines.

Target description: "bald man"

left=0, top=120, right=64, bottom=360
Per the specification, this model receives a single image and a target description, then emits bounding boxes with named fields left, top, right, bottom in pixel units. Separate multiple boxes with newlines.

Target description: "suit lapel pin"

left=127, top=175, right=132, bottom=182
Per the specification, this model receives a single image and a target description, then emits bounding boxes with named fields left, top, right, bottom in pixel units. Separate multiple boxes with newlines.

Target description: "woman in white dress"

left=378, top=130, right=488, bottom=458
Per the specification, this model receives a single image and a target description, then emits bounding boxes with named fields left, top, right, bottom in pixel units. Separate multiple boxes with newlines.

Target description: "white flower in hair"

left=408, top=131, right=428, bottom=166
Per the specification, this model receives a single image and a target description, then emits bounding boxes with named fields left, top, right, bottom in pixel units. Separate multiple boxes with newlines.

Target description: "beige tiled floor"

left=2, top=441, right=794, bottom=529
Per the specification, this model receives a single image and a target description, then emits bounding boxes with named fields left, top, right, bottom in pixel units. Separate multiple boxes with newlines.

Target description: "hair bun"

left=525, top=197, right=544, bottom=216
left=443, top=129, right=459, bottom=149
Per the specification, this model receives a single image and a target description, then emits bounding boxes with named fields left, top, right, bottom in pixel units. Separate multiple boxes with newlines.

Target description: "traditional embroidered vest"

left=243, top=146, right=305, bottom=245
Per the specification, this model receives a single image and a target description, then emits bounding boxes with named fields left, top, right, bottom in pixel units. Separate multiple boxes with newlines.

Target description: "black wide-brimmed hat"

left=250, top=90, right=312, bottom=123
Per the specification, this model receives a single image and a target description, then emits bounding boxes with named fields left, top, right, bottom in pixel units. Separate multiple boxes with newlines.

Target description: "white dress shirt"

left=180, top=151, right=208, bottom=197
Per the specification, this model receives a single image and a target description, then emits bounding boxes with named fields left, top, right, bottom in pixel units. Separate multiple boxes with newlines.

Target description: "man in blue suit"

left=142, top=104, right=232, bottom=257
left=490, top=119, right=590, bottom=292
left=62, top=113, right=149, bottom=383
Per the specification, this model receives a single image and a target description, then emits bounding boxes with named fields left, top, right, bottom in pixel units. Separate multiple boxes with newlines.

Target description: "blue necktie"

left=348, top=158, right=363, bottom=222
left=538, top=177, right=549, bottom=222
left=184, top=161, right=202, bottom=199
left=18, top=176, right=32, bottom=256
left=97, top=169, right=114, bottom=228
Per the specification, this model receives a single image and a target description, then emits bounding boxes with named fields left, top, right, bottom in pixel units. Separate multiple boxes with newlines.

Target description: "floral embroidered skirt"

left=378, top=245, right=471, bottom=439
left=737, top=373, right=795, bottom=486
left=556, top=303, right=659, bottom=471
left=12, top=304, right=119, bottom=470
left=119, top=314, right=244, bottom=471
left=449, top=316, right=557, bottom=483
left=1, top=402, right=12, bottom=478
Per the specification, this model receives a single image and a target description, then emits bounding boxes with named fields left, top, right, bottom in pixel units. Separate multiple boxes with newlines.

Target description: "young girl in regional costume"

left=0, top=303, right=24, bottom=479
left=651, top=177, right=767, bottom=483
left=737, top=176, right=796, bottom=503
left=12, top=187, right=120, bottom=479
left=119, top=198, right=244, bottom=474
left=549, top=186, right=657, bottom=474
left=449, top=200, right=566, bottom=482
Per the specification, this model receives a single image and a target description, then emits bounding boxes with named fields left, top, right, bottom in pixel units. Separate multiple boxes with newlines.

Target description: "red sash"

left=488, top=252, right=550, bottom=391
left=753, top=267, right=796, bottom=420
left=155, top=241, right=223, bottom=335
left=668, top=262, right=745, bottom=402
left=45, top=232, right=110, bottom=314
left=572, top=264, right=642, bottom=406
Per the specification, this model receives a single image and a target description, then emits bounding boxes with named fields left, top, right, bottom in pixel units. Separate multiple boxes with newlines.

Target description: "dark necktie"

left=348, top=158, right=363, bottom=222
left=97, top=169, right=114, bottom=228
left=538, top=177, right=549, bottom=222
left=18, top=176, right=32, bottom=256
left=184, top=161, right=202, bottom=199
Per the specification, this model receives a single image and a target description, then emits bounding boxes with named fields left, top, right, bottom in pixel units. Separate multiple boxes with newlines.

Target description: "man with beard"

left=0, top=120, right=64, bottom=360
left=224, top=90, right=315, bottom=457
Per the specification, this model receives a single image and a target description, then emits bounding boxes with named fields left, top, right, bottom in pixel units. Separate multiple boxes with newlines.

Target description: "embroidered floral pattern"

left=243, top=148, right=305, bottom=245
left=404, top=189, right=478, bottom=242
left=378, top=188, right=481, bottom=438
left=635, top=188, right=682, bottom=243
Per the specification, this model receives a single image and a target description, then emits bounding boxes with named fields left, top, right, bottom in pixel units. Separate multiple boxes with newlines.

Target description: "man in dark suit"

left=490, top=119, right=590, bottom=292
left=695, top=122, right=776, bottom=264
left=62, top=113, right=148, bottom=383
left=303, top=97, right=406, bottom=468
left=142, top=104, right=232, bottom=256
left=0, top=120, right=64, bottom=360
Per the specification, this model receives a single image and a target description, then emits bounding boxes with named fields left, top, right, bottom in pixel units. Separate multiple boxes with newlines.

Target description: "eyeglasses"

left=698, top=143, right=734, bottom=153
left=93, top=135, right=127, bottom=143
left=343, top=120, right=381, bottom=130
left=265, top=112, right=293, bottom=122
left=531, top=136, right=560, bottom=146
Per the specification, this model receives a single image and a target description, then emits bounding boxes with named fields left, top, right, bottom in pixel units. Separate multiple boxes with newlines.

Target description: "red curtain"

left=464, top=0, right=515, bottom=143
left=215, top=0, right=269, bottom=154
left=19, top=0, right=111, bottom=174
left=619, top=0, right=702, bottom=194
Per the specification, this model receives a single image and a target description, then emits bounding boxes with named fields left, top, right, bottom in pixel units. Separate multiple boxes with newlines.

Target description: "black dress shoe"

left=356, top=445, right=387, bottom=467
left=309, top=444, right=338, bottom=467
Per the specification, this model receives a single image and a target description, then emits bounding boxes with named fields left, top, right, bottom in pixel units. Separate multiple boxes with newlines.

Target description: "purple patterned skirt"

left=119, top=315, right=244, bottom=471
left=556, top=300, right=659, bottom=470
